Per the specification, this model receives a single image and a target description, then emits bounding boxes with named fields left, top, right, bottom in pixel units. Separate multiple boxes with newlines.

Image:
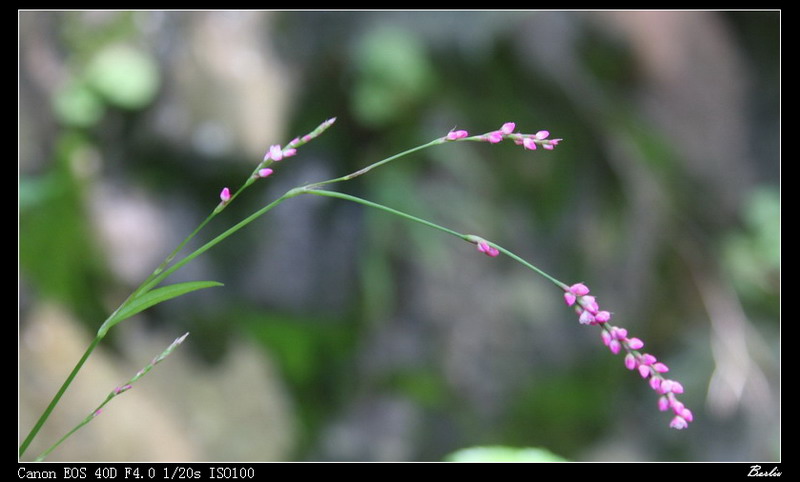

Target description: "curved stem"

left=300, top=188, right=568, bottom=290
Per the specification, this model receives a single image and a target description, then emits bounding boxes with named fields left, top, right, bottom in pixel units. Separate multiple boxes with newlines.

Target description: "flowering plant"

left=20, top=118, right=689, bottom=461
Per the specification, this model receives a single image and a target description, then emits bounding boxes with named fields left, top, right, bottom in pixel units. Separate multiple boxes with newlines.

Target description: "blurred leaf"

left=352, top=27, right=435, bottom=126
left=445, top=445, right=568, bottom=462
left=52, top=80, right=105, bottom=127
left=86, top=44, right=160, bottom=109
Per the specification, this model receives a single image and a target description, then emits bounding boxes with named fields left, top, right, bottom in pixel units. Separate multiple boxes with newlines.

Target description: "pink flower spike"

left=569, top=283, right=590, bottom=296
left=627, top=337, right=644, bottom=350
left=476, top=241, right=499, bottom=257
left=522, top=137, right=537, bottom=150
left=670, top=415, right=689, bottom=430
left=653, top=362, right=669, bottom=373
left=500, top=122, right=516, bottom=134
left=269, top=145, right=283, bottom=161
left=564, top=292, right=576, bottom=306
left=258, top=168, right=274, bottom=178
left=638, top=365, right=651, bottom=378
left=594, top=311, right=611, bottom=323
left=624, top=353, right=636, bottom=370
left=220, top=187, right=231, bottom=203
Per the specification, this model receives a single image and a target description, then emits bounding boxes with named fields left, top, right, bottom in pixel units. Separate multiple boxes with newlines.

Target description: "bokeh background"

left=19, top=10, right=779, bottom=462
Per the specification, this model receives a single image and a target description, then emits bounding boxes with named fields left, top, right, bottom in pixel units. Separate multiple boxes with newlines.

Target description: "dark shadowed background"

left=19, top=10, right=779, bottom=461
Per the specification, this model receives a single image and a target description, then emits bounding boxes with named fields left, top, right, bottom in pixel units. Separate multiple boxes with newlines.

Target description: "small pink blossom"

left=649, top=376, right=662, bottom=391
left=669, top=415, right=689, bottom=430
left=624, top=353, right=636, bottom=370
left=627, top=337, right=644, bottom=350
left=477, top=241, right=500, bottom=257
left=579, top=310, right=595, bottom=325
left=653, top=362, right=669, bottom=373
left=608, top=339, right=622, bottom=355
left=269, top=145, right=283, bottom=161
left=220, top=187, right=231, bottom=203
left=638, top=365, right=651, bottom=378
left=564, top=292, right=577, bottom=306
left=500, top=122, right=516, bottom=134
left=569, top=283, right=590, bottom=296
left=639, top=353, right=657, bottom=365
left=485, top=131, right=504, bottom=144
left=522, top=137, right=537, bottom=150
left=258, top=168, right=274, bottom=178
left=446, top=129, right=469, bottom=140
left=594, top=310, right=611, bottom=323
left=602, top=330, right=613, bottom=346
left=282, top=148, right=297, bottom=158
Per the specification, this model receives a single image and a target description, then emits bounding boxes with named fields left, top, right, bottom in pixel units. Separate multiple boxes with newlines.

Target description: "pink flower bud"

left=569, top=283, right=590, bottom=296
left=594, top=311, right=611, bottom=323
left=282, top=148, right=297, bottom=158
left=446, top=129, right=468, bottom=140
left=220, top=187, right=231, bottom=203
left=680, top=408, right=693, bottom=422
left=534, top=130, right=550, bottom=140
left=608, top=339, right=621, bottom=355
left=669, top=415, right=688, bottom=430
left=611, top=327, right=628, bottom=340
left=602, top=330, right=612, bottom=346
left=624, top=353, right=636, bottom=370
left=258, top=168, right=274, bottom=178
left=671, top=400, right=685, bottom=414
left=580, top=295, right=599, bottom=314
left=269, top=145, right=283, bottom=161
left=477, top=241, right=499, bottom=257
left=659, top=380, right=674, bottom=394
left=579, top=310, right=595, bottom=325
left=627, top=337, right=644, bottom=350
left=500, top=122, right=515, bottom=134
left=658, top=396, right=670, bottom=411
left=653, top=362, right=669, bottom=373
left=564, top=292, right=576, bottom=306
left=669, top=381, right=684, bottom=394
left=649, top=376, right=662, bottom=391
left=522, top=137, right=537, bottom=150
left=638, top=365, right=651, bottom=378
left=486, top=131, right=504, bottom=143
left=639, top=353, right=657, bottom=365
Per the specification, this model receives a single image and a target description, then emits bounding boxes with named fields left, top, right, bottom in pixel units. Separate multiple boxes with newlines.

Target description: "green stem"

left=300, top=189, right=568, bottom=290
left=19, top=336, right=102, bottom=458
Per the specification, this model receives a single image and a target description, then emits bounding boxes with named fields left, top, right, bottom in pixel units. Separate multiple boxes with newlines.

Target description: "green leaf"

left=98, top=281, right=223, bottom=337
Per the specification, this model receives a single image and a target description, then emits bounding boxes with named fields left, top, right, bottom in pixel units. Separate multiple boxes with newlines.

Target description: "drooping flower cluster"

left=444, top=122, right=562, bottom=151
left=216, top=118, right=337, bottom=210
left=563, top=283, right=693, bottom=430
